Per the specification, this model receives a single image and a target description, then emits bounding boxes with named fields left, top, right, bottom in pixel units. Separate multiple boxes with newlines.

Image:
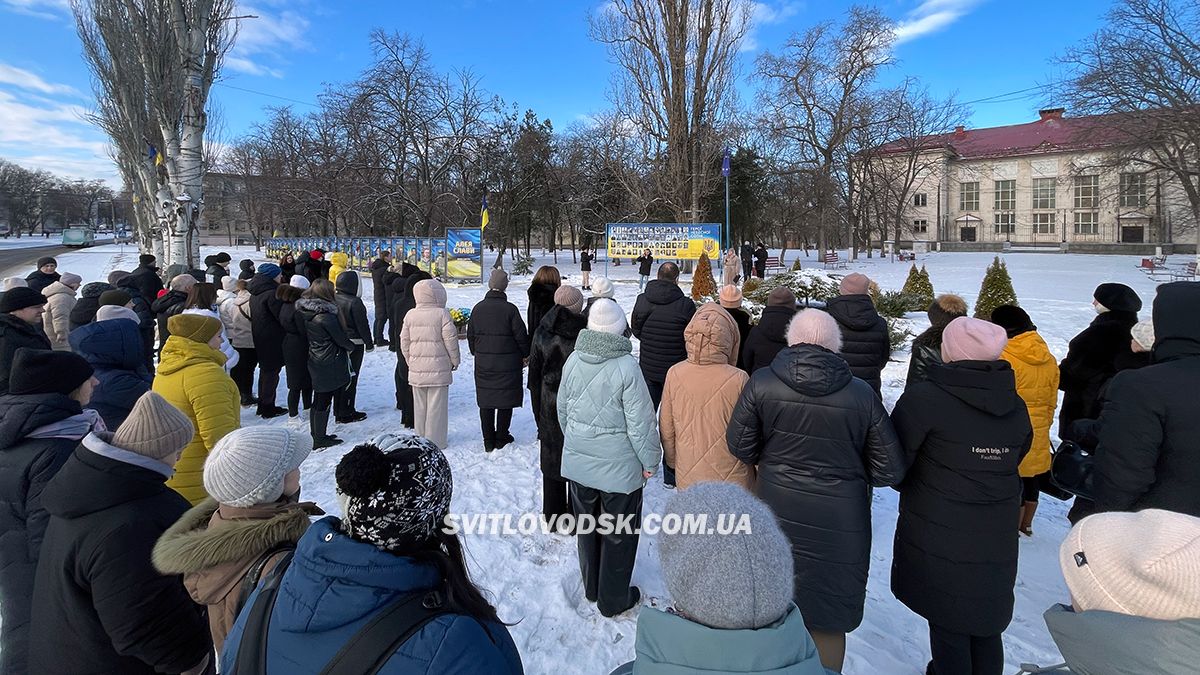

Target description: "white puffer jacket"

left=183, top=306, right=240, bottom=371
left=400, top=279, right=460, bottom=387
left=217, top=290, right=254, bottom=349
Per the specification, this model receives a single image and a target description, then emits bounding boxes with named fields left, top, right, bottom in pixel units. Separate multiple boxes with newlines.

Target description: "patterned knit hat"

left=335, top=433, right=453, bottom=552
left=204, top=427, right=312, bottom=507
left=553, top=285, right=584, bottom=314
left=112, top=392, right=195, bottom=461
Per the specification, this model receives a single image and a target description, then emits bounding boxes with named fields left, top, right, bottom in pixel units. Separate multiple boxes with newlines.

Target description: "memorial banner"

left=606, top=223, right=721, bottom=260
left=446, top=228, right=482, bottom=280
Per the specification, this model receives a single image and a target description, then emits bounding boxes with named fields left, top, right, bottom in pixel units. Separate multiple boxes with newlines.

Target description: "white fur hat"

left=785, top=309, right=843, bottom=352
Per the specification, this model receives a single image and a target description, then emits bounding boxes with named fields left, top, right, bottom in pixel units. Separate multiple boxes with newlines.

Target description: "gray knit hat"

left=488, top=268, right=509, bottom=292
left=111, top=392, right=195, bottom=461
left=554, top=285, right=584, bottom=314
left=204, top=427, right=312, bottom=507
left=659, top=482, right=794, bottom=630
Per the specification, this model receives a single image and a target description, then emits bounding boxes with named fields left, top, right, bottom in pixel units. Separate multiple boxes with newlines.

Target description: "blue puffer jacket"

left=221, top=517, right=524, bottom=675
left=68, top=319, right=153, bottom=429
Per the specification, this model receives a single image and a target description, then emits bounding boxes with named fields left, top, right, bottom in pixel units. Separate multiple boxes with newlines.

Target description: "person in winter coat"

left=527, top=265, right=561, bottom=341
left=220, top=435, right=523, bottom=674
left=906, top=294, right=968, bottom=387
left=825, top=272, right=890, bottom=396
left=660, top=303, right=751, bottom=491
left=583, top=278, right=634, bottom=338
left=305, top=249, right=329, bottom=282
left=292, top=251, right=311, bottom=281
left=391, top=266, right=432, bottom=427
left=528, top=285, right=588, bottom=530
left=727, top=308, right=905, bottom=671
left=722, top=248, right=740, bottom=286
left=29, top=392, right=212, bottom=675
left=0, top=288, right=51, bottom=395
left=151, top=426, right=320, bottom=653
left=333, top=271, right=372, bottom=423
left=742, top=287, right=797, bottom=373
left=369, top=249, right=392, bottom=346
left=237, top=258, right=255, bottom=281
left=153, top=314, right=241, bottom=505
left=279, top=253, right=296, bottom=283
left=219, top=277, right=257, bottom=406
left=990, top=305, right=1059, bottom=537
left=753, top=242, right=768, bottom=278
left=635, top=250, right=653, bottom=291
left=469, top=269, right=531, bottom=452
left=39, top=272, right=80, bottom=350
left=740, top=241, right=754, bottom=281
left=297, top=279, right=355, bottom=449
left=182, top=282, right=239, bottom=372
left=128, top=253, right=165, bottom=302
left=580, top=246, right=594, bottom=290
left=631, top=261, right=697, bottom=411
left=1038, top=509, right=1200, bottom=675
left=276, top=284, right=312, bottom=418
left=0, top=349, right=99, bottom=675
left=609, top=483, right=830, bottom=675
left=205, top=252, right=231, bottom=286
left=1092, top=282, right=1200, bottom=518
left=558, top=298, right=662, bottom=617
left=69, top=307, right=152, bottom=429
left=889, top=316, right=1032, bottom=675
left=152, top=272, right=196, bottom=355
left=249, top=263, right=288, bottom=418
left=719, top=285, right=752, bottom=369
left=68, top=280, right=114, bottom=330
left=114, top=273, right=157, bottom=371
left=24, top=257, right=59, bottom=294
left=1059, top=282, right=1142, bottom=435
left=327, top=251, right=349, bottom=282
left=400, top=279, right=460, bottom=450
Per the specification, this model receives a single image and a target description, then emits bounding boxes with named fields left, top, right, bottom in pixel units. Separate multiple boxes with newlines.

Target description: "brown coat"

left=151, top=498, right=321, bottom=653
left=659, top=303, right=754, bottom=490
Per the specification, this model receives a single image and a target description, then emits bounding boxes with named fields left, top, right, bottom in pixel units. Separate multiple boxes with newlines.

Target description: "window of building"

left=1074, top=174, right=1100, bottom=209
left=994, top=212, right=1015, bottom=235
left=913, top=193, right=928, bottom=207
left=1120, top=173, right=1147, bottom=207
left=1032, top=177, right=1056, bottom=209
left=1074, top=211, right=1099, bottom=235
left=1033, top=212, right=1056, bottom=234
left=913, top=219, right=928, bottom=234
left=959, top=181, right=979, bottom=211
left=994, top=180, right=1016, bottom=211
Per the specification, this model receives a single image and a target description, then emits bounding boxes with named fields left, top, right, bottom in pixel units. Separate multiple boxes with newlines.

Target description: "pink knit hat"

left=941, top=316, right=1008, bottom=362
left=786, top=309, right=842, bottom=352
left=839, top=273, right=870, bottom=296
left=719, top=285, right=743, bottom=309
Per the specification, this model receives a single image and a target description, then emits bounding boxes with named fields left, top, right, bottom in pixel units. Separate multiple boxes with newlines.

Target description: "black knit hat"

left=139, top=254, right=157, bottom=267
left=336, top=433, right=453, bottom=553
left=10, top=348, right=93, bottom=395
left=0, top=287, right=47, bottom=313
left=1094, top=283, right=1143, bottom=314
left=36, top=256, right=57, bottom=268
left=215, top=252, right=231, bottom=263
left=990, top=304, right=1036, bottom=338
left=239, top=259, right=254, bottom=272
left=99, top=289, right=132, bottom=307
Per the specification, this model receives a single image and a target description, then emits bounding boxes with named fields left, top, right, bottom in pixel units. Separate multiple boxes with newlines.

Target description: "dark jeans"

left=394, top=359, right=414, bottom=428
left=643, top=378, right=674, bottom=486
left=337, top=344, right=365, bottom=417
left=742, top=260, right=752, bottom=280
left=541, top=445, right=572, bottom=522
left=373, top=302, right=388, bottom=343
left=570, top=483, right=642, bottom=616
left=256, top=366, right=281, bottom=414
left=928, top=625, right=1004, bottom=675
left=231, top=347, right=257, bottom=400
left=287, top=388, right=312, bottom=416
left=480, top=408, right=513, bottom=442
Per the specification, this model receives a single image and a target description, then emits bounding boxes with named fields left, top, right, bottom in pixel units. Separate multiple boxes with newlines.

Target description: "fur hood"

left=153, top=498, right=318, bottom=577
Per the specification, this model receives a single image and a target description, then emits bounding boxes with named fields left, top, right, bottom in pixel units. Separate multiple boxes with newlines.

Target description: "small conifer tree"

left=692, top=251, right=717, bottom=301
left=974, top=256, right=1019, bottom=318
left=901, top=263, right=935, bottom=310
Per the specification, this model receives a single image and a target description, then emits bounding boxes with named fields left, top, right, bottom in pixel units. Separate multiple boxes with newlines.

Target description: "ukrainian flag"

left=481, top=194, right=489, bottom=232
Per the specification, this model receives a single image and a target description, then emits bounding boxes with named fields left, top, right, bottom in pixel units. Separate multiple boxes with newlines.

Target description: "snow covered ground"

left=1, top=245, right=1170, bottom=674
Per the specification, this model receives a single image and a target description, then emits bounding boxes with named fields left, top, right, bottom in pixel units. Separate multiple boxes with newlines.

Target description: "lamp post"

left=721, top=147, right=731, bottom=252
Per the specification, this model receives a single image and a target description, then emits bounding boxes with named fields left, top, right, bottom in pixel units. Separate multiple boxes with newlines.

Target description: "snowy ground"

left=2, top=244, right=1171, bottom=674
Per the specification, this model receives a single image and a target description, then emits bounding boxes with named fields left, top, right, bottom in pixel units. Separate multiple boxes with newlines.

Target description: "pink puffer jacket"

left=400, top=279, right=460, bottom=387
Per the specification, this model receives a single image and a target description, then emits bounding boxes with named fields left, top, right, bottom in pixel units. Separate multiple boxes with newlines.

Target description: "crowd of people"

left=0, top=245, right=1197, bottom=675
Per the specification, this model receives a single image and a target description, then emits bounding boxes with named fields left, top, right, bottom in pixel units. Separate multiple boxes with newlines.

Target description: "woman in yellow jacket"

left=153, top=313, right=241, bottom=504
left=990, top=305, right=1059, bottom=536
left=327, top=252, right=349, bottom=282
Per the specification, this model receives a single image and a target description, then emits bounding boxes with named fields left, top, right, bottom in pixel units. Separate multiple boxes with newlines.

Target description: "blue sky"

left=0, top=0, right=1111, bottom=186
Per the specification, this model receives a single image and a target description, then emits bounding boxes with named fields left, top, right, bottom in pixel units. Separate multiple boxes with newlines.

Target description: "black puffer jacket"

left=1094, top=282, right=1200, bottom=517
left=825, top=294, right=890, bottom=395
left=205, top=262, right=227, bottom=286
left=468, top=290, right=530, bottom=409
left=115, top=277, right=156, bottom=370
left=890, top=360, right=1032, bottom=637
left=526, top=282, right=558, bottom=344
left=24, top=270, right=60, bottom=294
left=637, top=255, right=654, bottom=276
left=127, top=263, right=164, bottom=302
left=334, top=272, right=372, bottom=347
left=297, top=298, right=354, bottom=393
left=291, top=253, right=311, bottom=282
left=631, top=280, right=697, bottom=384
left=528, top=305, right=587, bottom=477
left=30, top=442, right=210, bottom=675
left=906, top=327, right=946, bottom=388
left=369, top=257, right=391, bottom=309
left=0, top=314, right=51, bottom=396
left=727, top=344, right=906, bottom=633
left=723, top=306, right=752, bottom=369
left=69, top=282, right=115, bottom=331
left=0, top=393, right=85, bottom=675
left=151, top=289, right=188, bottom=352
left=741, top=305, right=794, bottom=373
left=1058, top=310, right=1139, bottom=435
left=389, top=269, right=431, bottom=379
left=249, top=274, right=285, bottom=370
left=279, top=295, right=311, bottom=392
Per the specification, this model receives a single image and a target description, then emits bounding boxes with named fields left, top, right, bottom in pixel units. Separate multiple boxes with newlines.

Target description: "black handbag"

left=1049, top=441, right=1095, bottom=501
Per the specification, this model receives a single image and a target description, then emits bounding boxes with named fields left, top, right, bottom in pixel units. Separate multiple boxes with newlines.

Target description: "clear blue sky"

left=0, top=0, right=1111, bottom=186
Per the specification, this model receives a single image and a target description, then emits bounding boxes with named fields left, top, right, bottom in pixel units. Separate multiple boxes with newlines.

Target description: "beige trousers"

left=413, top=385, right=449, bottom=449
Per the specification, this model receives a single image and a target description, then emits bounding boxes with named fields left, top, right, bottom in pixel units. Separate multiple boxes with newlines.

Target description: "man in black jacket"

left=150, top=274, right=195, bottom=356
left=753, top=242, right=768, bottom=279
left=740, top=241, right=753, bottom=281
left=1058, top=282, right=1142, bottom=436
left=824, top=273, right=889, bottom=396
left=249, top=264, right=288, bottom=418
left=0, top=288, right=51, bottom=395
left=127, top=254, right=164, bottom=302
left=742, top=287, right=796, bottom=372
left=24, top=257, right=60, bottom=294
left=333, top=271, right=373, bottom=423
left=1094, top=281, right=1200, bottom=517
left=29, top=391, right=211, bottom=675
left=369, top=250, right=393, bottom=347
left=635, top=250, right=653, bottom=292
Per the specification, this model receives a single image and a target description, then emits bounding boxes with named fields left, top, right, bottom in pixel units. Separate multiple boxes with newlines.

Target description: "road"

left=0, top=243, right=76, bottom=279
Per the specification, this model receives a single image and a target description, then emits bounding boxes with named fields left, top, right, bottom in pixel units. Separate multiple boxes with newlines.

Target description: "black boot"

left=310, top=408, right=343, bottom=451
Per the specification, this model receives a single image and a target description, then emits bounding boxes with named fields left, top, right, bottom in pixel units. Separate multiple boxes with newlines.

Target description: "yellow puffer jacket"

left=327, top=252, right=349, bottom=282
left=152, top=336, right=241, bottom=504
left=1000, top=330, right=1060, bottom=477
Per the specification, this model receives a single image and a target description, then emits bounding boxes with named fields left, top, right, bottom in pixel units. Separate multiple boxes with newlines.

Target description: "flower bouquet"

left=450, top=307, right=471, bottom=338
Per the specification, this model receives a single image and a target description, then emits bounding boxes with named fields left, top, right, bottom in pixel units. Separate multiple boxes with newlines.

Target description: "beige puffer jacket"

left=41, top=281, right=77, bottom=350
left=218, top=290, right=254, bottom=349
left=400, top=279, right=460, bottom=387
left=659, top=303, right=753, bottom=490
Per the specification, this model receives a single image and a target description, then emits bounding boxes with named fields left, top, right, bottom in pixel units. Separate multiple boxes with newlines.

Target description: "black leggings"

left=928, top=625, right=1003, bottom=675
left=231, top=347, right=257, bottom=399
left=313, top=389, right=337, bottom=412
left=1021, top=476, right=1041, bottom=503
left=287, top=388, right=313, bottom=416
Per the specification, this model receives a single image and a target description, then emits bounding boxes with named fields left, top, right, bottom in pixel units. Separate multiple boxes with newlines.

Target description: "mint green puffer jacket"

left=558, top=329, right=662, bottom=494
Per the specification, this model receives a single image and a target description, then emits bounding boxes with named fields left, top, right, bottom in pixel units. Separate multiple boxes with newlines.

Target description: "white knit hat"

left=590, top=277, right=615, bottom=299
left=587, top=298, right=627, bottom=335
left=786, top=309, right=843, bottom=352
left=1060, top=509, right=1200, bottom=621
left=203, top=427, right=312, bottom=507
left=95, top=305, right=140, bottom=324
left=289, top=275, right=310, bottom=290
left=1131, top=320, right=1155, bottom=351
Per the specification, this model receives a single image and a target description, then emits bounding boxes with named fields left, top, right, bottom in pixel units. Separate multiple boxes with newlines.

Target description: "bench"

left=764, top=256, right=787, bottom=275
left=1170, top=261, right=1197, bottom=282
left=821, top=252, right=847, bottom=270
left=1137, top=255, right=1168, bottom=271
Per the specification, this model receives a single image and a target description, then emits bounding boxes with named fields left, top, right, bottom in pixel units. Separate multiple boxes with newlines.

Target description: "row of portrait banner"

left=266, top=229, right=483, bottom=281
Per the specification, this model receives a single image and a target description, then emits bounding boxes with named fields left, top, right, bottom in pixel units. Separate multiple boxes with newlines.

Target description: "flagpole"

left=722, top=148, right=731, bottom=253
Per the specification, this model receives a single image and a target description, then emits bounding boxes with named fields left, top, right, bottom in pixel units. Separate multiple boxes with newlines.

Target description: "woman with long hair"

left=527, top=265, right=561, bottom=336
left=183, top=281, right=238, bottom=371
left=295, top=278, right=354, bottom=449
